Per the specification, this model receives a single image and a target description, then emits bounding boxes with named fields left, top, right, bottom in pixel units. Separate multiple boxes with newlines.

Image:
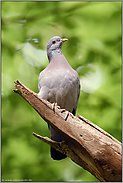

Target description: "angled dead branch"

left=13, top=80, right=122, bottom=182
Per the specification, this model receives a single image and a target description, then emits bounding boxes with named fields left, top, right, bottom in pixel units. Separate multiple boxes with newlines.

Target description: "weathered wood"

left=13, top=80, right=122, bottom=182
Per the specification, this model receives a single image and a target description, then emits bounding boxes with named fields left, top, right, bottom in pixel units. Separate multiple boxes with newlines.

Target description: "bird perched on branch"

left=38, top=36, right=80, bottom=160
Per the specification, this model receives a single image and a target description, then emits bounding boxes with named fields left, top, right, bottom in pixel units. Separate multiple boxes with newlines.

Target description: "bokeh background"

left=1, top=1, right=122, bottom=182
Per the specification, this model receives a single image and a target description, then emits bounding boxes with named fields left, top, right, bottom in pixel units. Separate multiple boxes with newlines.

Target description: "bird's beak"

left=61, top=38, right=68, bottom=42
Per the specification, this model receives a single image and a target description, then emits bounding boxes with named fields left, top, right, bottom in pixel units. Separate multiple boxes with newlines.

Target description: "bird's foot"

left=52, top=103, right=60, bottom=112
left=61, top=109, right=69, bottom=121
left=69, top=113, right=74, bottom=118
left=64, top=111, right=69, bottom=121
left=56, top=105, right=61, bottom=109
left=61, top=109, right=66, bottom=113
left=61, top=109, right=74, bottom=120
left=52, top=103, right=56, bottom=112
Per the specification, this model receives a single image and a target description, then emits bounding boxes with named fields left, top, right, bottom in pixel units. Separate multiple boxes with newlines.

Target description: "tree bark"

left=13, top=80, right=122, bottom=182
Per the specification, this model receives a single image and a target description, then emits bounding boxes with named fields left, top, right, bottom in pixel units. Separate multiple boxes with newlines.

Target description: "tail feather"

left=51, top=146, right=67, bottom=160
left=49, top=126, right=67, bottom=160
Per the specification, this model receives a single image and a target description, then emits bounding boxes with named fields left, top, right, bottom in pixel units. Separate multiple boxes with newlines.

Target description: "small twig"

left=33, top=132, right=68, bottom=156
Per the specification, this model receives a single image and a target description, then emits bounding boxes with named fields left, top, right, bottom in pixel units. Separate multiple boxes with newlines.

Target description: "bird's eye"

left=52, top=41, right=56, bottom=44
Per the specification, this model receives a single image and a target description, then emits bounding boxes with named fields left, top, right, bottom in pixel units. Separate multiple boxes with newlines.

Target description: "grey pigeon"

left=38, top=36, right=80, bottom=160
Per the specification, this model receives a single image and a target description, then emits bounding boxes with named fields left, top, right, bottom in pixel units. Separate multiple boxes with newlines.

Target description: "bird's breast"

left=38, top=68, right=80, bottom=112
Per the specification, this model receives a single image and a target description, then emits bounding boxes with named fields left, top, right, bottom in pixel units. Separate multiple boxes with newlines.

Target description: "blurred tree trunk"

left=13, top=80, right=122, bottom=182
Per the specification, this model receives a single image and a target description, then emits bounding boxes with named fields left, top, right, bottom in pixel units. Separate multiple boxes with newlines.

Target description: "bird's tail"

left=49, top=125, right=67, bottom=160
left=51, top=145, right=67, bottom=160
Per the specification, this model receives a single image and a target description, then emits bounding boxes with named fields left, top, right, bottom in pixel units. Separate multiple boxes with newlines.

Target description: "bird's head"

left=47, top=36, right=68, bottom=62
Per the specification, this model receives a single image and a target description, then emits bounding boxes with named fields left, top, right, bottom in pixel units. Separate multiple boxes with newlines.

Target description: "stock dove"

left=38, top=36, right=80, bottom=160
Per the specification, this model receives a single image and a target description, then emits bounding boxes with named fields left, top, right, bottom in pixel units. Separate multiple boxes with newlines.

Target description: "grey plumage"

left=38, top=36, right=80, bottom=160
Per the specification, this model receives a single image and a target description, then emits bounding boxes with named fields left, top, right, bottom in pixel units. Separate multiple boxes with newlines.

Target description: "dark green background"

left=1, top=1, right=122, bottom=182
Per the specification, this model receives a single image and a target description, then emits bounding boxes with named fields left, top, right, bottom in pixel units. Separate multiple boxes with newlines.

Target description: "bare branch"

left=13, top=80, right=122, bottom=182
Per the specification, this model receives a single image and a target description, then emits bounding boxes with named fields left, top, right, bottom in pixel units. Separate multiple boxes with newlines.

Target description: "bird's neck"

left=48, top=49, right=62, bottom=63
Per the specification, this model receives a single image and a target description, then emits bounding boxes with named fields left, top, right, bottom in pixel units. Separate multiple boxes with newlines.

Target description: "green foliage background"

left=1, top=1, right=122, bottom=182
